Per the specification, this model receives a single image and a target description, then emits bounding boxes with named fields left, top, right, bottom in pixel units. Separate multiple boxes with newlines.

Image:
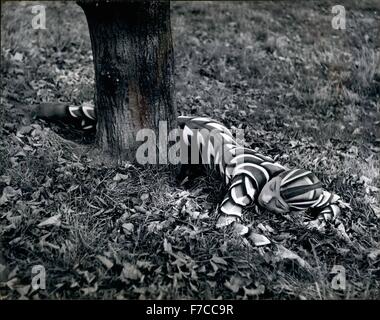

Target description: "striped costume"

left=177, top=116, right=342, bottom=228
left=34, top=103, right=343, bottom=231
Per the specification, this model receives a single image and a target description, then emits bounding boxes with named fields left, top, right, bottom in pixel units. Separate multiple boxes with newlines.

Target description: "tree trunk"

left=78, top=0, right=176, bottom=161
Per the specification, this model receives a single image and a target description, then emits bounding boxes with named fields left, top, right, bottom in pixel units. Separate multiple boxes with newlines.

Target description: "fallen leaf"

left=249, top=233, right=271, bottom=246
left=122, top=223, right=134, bottom=235
left=305, top=219, right=326, bottom=232
left=359, top=175, right=371, bottom=185
left=37, top=214, right=61, bottom=227
left=77, top=270, right=96, bottom=284
left=16, top=285, right=30, bottom=297
left=233, top=223, right=249, bottom=236
left=140, top=193, right=149, bottom=201
left=0, top=175, right=11, bottom=185
left=17, top=126, right=33, bottom=136
left=134, top=206, right=148, bottom=214
left=0, top=186, right=22, bottom=205
left=55, top=283, right=65, bottom=290
left=113, top=173, right=129, bottom=181
left=211, top=254, right=228, bottom=266
left=224, top=275, right=250, bottom=293
left=81, top=283, right=98, bottom=295
left=164, top=238, right=173, bottom=254
left=121, top=263, right=142, bottom=281
left=275, top=245, right=312, bottom=270
left=257, top=223, right=267, bottom=233
left=368, top=249, right=380, bottom=261
left=243, top=285, right=265, bottom=296
left=190, top=282, right=199, bottom=292
left=67, top=185, right=79, bottom=193
left=23, top=145, right=34, bottom=152
left=336, top=223, right=351, bottom=242
left=136, top=260, right=155, bottom=270
left=7, top=215, right=22, bottom=225
left=12, top=52, right=23, bottom=62
left=6, top=277, right=19, bottom=290
left=188, top=210, right=200, bottom=219
left=371, top=205, right=380, bottom=218
left=96, top=255, right=114, bottom=269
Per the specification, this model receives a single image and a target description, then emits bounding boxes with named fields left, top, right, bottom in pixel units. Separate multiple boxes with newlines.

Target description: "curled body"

left=34, top=103, right=343, bottom=230
left=177, top=115, right=342, bottom=228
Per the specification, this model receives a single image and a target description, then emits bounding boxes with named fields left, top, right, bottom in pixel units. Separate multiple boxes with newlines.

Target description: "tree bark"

left=78, top=0, right=176, bottom=161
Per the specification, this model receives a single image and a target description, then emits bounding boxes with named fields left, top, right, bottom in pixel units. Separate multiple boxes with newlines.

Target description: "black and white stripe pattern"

left=35, top=104, right=343, bottom=229
left=178, top=115, right=287, bottom=223
left=68, top=103, right=96, bottom=130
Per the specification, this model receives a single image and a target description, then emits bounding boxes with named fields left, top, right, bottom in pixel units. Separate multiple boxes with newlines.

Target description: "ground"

left=0, top=1, right=379, bottom=299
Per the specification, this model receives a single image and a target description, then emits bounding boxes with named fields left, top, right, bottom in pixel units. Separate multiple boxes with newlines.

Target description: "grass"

left=0, top=1, right=379, bottom=299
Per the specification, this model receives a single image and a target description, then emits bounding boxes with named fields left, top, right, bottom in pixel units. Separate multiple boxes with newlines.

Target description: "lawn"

left=0, top=1, right=379, bottom=299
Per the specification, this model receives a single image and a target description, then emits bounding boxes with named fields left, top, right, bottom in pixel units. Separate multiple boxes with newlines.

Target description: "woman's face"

left=258, top=176, right=290, bottom=214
